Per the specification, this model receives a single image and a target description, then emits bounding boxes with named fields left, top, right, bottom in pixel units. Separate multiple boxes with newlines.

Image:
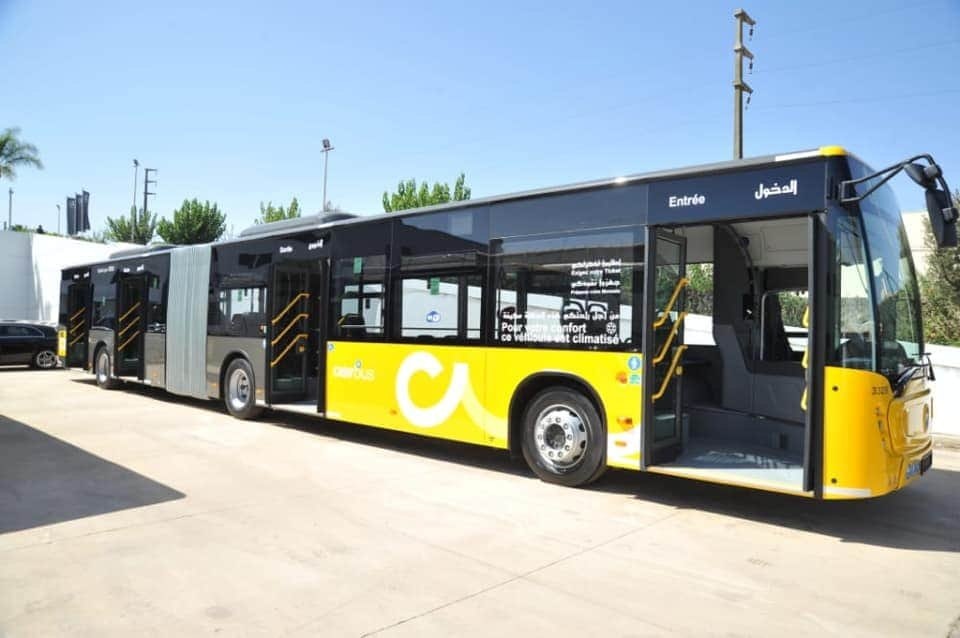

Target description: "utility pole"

left=733, top=8, right=756, bottom=159
left=57, top=203, right=62, bottom=234
left=141, top=168, right=157, bottom=243
left=321, top=138, right=334, bottom=212
left=132, top=159, right=139, bottom=242
left=7, top=188, right=12, bottom=229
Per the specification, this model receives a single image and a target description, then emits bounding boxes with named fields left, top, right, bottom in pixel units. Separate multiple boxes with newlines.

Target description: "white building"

left=902, top=210, right=933, bottom=276
left=0, top=230, right=137, bottom=323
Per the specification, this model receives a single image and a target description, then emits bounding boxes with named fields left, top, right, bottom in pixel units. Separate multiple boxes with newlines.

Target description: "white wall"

left=928, top=344, right=960, bottom=437
left=0, top=231, right=137, bottom=323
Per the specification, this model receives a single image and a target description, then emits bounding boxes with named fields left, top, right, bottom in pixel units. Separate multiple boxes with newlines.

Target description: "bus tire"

left=521, top=387, right=606, bottom=487
left=94, top=347, right=119, bottom=389
left=224, top=358, right=263, bottom=420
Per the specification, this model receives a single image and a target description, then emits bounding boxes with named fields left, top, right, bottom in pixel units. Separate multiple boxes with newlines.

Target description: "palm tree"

left=0, top=127, right=44, bottom=182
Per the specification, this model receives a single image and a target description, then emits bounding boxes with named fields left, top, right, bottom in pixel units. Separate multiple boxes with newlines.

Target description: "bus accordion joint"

left=653, top=277, right=690, bottom=329
left=271, top=292, right=309, bottom=326
left=653, top=311, right=688, bottom=365
left=652, top=344, right=687, bottom=402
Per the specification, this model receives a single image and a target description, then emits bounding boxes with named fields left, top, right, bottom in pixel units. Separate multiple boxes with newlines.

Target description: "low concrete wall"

left=0, top=231, right=137, bottom=323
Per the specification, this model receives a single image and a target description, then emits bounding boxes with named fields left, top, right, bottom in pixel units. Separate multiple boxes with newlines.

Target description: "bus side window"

left=833, top=217, right=876, bottom=370
left=331, top=256, right=386, bottom=340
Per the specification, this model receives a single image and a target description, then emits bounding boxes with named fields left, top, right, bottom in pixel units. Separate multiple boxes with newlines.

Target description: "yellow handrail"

left=118, top=301, right=141, bottom=323
left=118, top=317, right=139, bottom=337
left=270, top=333, right=307, bottom=368
left=653, top=311, right=687, bottom=365
left=653, top=277, right=689, bottom=329
left=800, top=303, right=809, bottom=410
left=271, top=292, right=309, bottom=326
left=271, top=312, right=309, bottom=346
left=117, top=330, right=141, bottom=352
left=652, top=344, right=687, bottom=402
left=70, top=307, right=86, bottom=321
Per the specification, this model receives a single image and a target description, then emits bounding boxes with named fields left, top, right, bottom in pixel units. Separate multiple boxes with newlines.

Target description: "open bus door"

left=642, top=228, right=687, bottom=468
left=65, top=282, right=91, bottom=368
left=115, top=274, right=147, bottom=378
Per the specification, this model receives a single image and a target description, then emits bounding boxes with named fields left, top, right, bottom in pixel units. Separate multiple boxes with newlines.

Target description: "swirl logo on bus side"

left=395, top=352, right=470, bottom=428
left=394, top=351, right=507, bottom=443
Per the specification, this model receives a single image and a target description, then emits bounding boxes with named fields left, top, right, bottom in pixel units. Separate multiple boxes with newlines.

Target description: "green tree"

left=686, top=263, right=713, bottom=316
left=382, top=173, right=471, bottom=212
left=104, top=205, right=157, bottom=245
left=0, top=127, right=43, bottom=182
left=919, top=191, right=960, bottom=346
left=156, top=198, right=226, bottom=244
left=257, top=197, right=301, bottom=224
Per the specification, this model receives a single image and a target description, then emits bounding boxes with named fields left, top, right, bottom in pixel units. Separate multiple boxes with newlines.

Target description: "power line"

left=760, top=0, right=952, bottom=39
left=754, top=38, right=960, bottom=75
left=752, top=87, right=960, bottom=111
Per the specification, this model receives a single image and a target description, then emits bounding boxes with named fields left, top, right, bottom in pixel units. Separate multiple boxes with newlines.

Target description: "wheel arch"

left=507, top=372, right=606, bottom=458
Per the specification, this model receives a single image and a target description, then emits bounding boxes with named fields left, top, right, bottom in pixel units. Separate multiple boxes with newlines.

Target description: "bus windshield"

left=858, top=175, right=924, bottom=378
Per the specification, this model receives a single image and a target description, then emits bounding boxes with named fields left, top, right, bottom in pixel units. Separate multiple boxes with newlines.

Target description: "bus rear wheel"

left=95, top=347, right=119, bottom=389
left=521, top=388, right=606, bottom=487
left=224, top=358, right=263, bottom=420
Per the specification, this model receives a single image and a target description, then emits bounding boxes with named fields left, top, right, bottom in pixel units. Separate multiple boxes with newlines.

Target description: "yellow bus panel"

left=324, top=341, right=644, bottom=469
left=822, top=366, right=933, bottom=499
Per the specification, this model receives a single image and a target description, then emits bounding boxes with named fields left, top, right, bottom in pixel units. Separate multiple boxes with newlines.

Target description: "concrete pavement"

left=1, top=367, right=959, bottom=637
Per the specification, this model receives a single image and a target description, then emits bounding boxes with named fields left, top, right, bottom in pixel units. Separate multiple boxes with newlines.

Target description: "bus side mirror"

left=925, top=188, right=958, bottom=248
left=904, top=161, right=957, bottom=248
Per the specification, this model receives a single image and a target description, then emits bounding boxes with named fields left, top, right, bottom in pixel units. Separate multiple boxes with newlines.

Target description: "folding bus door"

left=642, top=229, right=688, bottom=466
left=115, top=275, right=147, bottom=378
left=65, top=283, right=91, bottom=368
left=267, top=265, right=311, bottom=403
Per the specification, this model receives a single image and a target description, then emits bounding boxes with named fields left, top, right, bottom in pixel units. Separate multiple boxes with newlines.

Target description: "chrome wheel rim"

left=97, top=351, right=110, bottom=383
left=36, top=350, right=57, bottom=369
left=533, top=404, right=588, bottom=470
left=228, top=368, right=251, bottom=411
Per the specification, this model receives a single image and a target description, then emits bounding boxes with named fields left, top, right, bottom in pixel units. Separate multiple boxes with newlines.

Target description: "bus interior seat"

left=230, top=312, right=265, bottom=336
left=338, top=313, right=367, bottom=337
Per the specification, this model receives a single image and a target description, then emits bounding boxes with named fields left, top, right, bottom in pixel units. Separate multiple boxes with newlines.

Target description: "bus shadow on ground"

left=76, top=379, right=960, bottom=554
left=0, top=415, right=185, bottom=535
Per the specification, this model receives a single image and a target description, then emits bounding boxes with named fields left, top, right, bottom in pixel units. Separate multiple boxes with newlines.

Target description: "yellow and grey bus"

left=60, top=147, right=957, bottom=498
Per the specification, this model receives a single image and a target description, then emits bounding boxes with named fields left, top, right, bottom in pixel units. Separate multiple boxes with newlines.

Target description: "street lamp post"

left=321, top=138, right=334, bottom=212
left=7, top=188, right=12, bottom=230
left=57, top=203, right=61, bottom=234
left=132, top=159, right=139, bottom=242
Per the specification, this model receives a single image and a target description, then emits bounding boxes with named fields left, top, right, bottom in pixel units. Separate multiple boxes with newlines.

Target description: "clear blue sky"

left=2, top=0, right=958, bottom=236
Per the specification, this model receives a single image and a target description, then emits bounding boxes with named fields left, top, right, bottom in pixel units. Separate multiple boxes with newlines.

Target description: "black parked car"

left=0, top=321, right=60, bottom=369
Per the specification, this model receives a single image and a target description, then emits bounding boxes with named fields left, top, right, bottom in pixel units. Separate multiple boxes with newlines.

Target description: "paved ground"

left=1, top=367, right=959, bottom=637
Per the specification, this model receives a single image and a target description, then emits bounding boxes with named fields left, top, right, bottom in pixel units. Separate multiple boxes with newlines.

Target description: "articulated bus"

left=60, top=147, right=957, bottom=498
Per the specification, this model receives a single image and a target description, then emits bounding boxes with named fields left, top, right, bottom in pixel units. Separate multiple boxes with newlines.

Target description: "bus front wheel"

left=224, top=358, right=263, bottom=420
left=521, top=388, right=606, bottom=487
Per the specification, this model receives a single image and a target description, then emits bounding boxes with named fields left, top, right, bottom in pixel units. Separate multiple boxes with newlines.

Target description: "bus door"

left=65, top=282, right=91, bottom=368
left=642, top=229, right=687, bottom=467
left=116, top=274, right=147, bottom=378
left=267, top=264, right=312, bottom=403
